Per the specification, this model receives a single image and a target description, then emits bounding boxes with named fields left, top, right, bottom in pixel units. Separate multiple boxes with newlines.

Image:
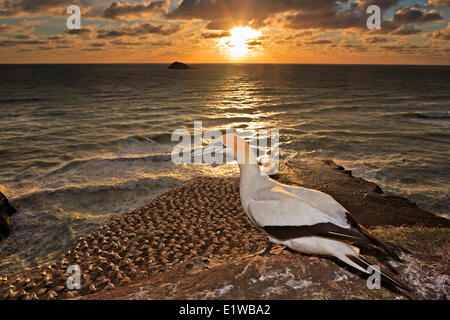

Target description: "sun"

left=220, top=26, right=262, bottom=59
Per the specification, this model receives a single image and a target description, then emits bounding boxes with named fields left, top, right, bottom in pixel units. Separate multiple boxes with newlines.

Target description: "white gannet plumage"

left=217, top=133, right=411, bottom=294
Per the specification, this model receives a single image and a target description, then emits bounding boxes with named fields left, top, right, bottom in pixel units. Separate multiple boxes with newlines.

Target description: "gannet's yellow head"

left=221, top=134, right=257, bottom=165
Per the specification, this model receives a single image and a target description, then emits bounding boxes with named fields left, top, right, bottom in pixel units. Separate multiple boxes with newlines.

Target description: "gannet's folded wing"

left=247, top=198, right=346, bottom=228
left=278, top=183, right=349, bottom=226
left=247, top=199, right=372, bottom=245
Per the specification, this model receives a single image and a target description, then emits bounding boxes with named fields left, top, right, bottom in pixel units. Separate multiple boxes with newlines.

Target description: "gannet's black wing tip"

left=263, top=222, right=377, bottom=250
left=345, top=254, right=417, bottom=299
left=344, top=212, right=409, bottom=261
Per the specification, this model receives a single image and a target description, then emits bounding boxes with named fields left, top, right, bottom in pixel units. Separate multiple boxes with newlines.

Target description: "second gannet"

left=213, top=133, right=411, bottom=294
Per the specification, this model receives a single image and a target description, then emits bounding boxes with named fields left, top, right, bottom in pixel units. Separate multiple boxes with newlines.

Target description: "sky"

left=0, top=0, right=449, bottom=64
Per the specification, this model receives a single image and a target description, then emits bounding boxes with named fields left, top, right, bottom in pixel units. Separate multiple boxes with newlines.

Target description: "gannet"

left=210, top=133, right=411, bottom=294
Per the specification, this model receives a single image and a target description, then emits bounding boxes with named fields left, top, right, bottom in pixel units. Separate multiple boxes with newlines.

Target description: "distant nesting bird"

left=207, top=133, right=412, bottom=295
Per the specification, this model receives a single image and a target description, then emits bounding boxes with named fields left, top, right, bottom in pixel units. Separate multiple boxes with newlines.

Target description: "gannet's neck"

left=220, top=132, right=262, bottom=187
left=237, top=142, right=260, bottom=185
left=238, top=163, right=261, bottom=211
left=238, top=163, right=261, bottom=184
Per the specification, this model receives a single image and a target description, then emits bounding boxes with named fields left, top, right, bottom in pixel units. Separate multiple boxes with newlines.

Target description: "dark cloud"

left=0, top=0, right=22, bottom=17
left=0, top=19, right=39, bottom=33
left=65, top=26, right=94, bottom=35
left=284, top=8, right=364, bottom=30
left=292, top=32, right=335, bottom=46
left=14, top=34, right=30, bottom=39
left=364, top=36, right=389, bottom=43
left=246, top=40, right=262, bottom=46
left=20, top=0, right=76, bottom=13
left=355, top=0, right=402, bottom=11
left=97, top=30, right=124, bottom=38
left=0, top=0, right=86, bottom=17
left=202, top=31, right=231, bottom=38
left=148, top=40, right=173, bottom=46
left=37, top=46, right=53, bottom=50
left=380, top=44, right=407, bottom=51
left=283, top=0, right=403, bottom=31
left=100, top=1, right=169, bottom=20
left=205, top=20, right=232, bottom=31
left=379, top=43, right=429, bottom=54
left=0, top=38, right=47, bottom=46
left=366, top=19, right=423, bottom=36
left=97, top=23, right=183, bottom=38
left=305, top=39, right=333, bottom=44
left=110, top=39, right=142, bottom=46
left=128, top=22, right=183, bottom=36
left=0, top=24, right=15, bottom=32
left=391, top=25, right=422, bottom=35
left=47, top=34, right=64, bottom=41
left=431, top=24, right=450, bottom=40
left=285, top=31, right=315, bottom=40
left=48, top=35, right=66, bottom=41
left=432, top=32, right=450, bottom=40
left=90, top=42, right=104, bottom=47
left=393, top=7, right=443, bottom=24
left=339, top=39, right=367, bottom=51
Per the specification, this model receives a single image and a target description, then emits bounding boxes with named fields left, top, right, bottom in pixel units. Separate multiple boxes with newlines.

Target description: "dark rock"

left=0, top=192, right=16, bottom=241
left=268, top=173, right=281, bottom=180
left=168, top=61, right=192, bottom=70
left=374, top=185, right=383, bottom=194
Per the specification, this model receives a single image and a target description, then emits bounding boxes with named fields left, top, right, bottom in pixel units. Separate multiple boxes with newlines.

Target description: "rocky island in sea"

left=0, top=159, right=448, bottom=300
left=168, top=62, right=193, bottom=70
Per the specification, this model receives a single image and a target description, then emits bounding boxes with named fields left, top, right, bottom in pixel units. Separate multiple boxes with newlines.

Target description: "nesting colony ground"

left=0, top=177, right=269, bottom=299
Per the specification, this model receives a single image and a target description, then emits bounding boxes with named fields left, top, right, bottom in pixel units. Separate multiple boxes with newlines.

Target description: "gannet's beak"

left=193, top=141, right=226, bottom=157
left=204, top=140, right=225, bottom=153
left=192, top=140, right=228, bottom=159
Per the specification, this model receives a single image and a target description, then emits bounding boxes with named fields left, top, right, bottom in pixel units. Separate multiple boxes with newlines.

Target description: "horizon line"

left=0, top=62, right=449, bottom=66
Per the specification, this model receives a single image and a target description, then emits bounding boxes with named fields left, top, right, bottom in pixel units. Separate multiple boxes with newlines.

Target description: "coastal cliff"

left=0, top=159, right=448, bottom=300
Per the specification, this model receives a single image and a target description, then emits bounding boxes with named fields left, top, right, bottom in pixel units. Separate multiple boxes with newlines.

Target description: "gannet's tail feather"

left=344, top=254, right=416, bottom=299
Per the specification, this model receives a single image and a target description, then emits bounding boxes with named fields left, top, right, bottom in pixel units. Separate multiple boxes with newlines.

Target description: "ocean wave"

left=415, top=112, right=450, bottom=119
left=141, top=132, right=175, bottom=144
left=314, top=105, right=365, bottom=112
left=395, top=111, right=450, bottom=119
left=12, top=176, right=183, bottom=214
left=46, top=153, right=173, bottom=176
left=0, top=97, right=46, bottom=104
left=399, top=112, right=450, bottom=128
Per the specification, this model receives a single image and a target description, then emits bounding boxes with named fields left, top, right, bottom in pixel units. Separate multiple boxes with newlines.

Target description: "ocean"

left=0, top=64, right=449, bottom=274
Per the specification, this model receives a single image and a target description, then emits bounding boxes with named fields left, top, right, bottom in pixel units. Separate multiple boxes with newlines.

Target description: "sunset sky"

left=0, top=0, right=449, bottom=64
